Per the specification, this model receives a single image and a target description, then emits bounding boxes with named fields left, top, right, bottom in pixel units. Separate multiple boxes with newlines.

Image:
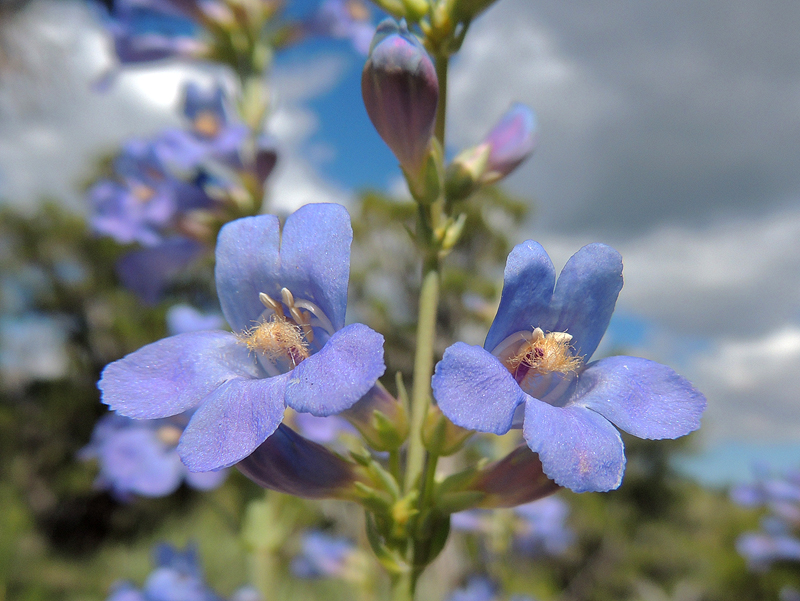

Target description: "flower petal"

left=484, top=240, right=555, bottom=353
left=285, top=323, right=385, bottom=415
left=100, top=331, right=259, bottom=419
left=178, top=373, right=289, bottom=471
left=522, top=399, right=625, bottom=492
left=237, top=424, right=362, bottom=498
left=432, top=342, right=526, bottom=435
left=571, top=355, right=706, bottom=439
left=278, top=203, right=352, bottom=331
left=215, top=214, right=281, bottom=333
left=550, top=243, right=622, bottom=361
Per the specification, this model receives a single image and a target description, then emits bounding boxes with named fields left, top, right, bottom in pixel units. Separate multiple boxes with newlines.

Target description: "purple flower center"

left=236, top=287, right=336, bottom=376
left=491, top=327, right=583, bottom=400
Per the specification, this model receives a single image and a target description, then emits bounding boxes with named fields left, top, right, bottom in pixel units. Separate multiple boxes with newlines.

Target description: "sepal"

left=343, top=383, right=409, bottom=451
left=422, top=405, right=473, bottom=456
left=445, top=143, right=491, bottom=202
left=435, top=446, right=560, bottom=511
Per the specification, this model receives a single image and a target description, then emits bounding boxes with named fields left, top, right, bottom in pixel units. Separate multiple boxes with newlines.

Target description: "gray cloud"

left=449, top=0, right=800, bottom=237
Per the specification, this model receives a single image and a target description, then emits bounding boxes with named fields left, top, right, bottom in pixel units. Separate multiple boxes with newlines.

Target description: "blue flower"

left=432, top=241, right=705, bottom=493
left=103, top=0, right=207, bottom=66
left=156, top=83, right=278, bottom=186
left=307, top=0, right=376, bottom=55
left=99, top=203, right=385, bottom=472
left=290, top=531, right=360, bottom=580
left=446, top=577, right=497, bottom=601
left=167, top=304, right=226, bottom=335
left=80, top=413, right=227, bottom=500
left=452, top=496, right=573, bottom=558
left=106, top=542, right=257, bottom=601
left=89, top=140, right=213, bottom=247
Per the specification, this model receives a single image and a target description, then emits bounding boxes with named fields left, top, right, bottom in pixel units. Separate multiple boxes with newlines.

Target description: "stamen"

left=506, top=327, right=582, bottom=377
left=259, top=292, right=285, bottom=318
left=292, top=298, right=336, bottom=337
left=237, top=315, right=310, bottom=366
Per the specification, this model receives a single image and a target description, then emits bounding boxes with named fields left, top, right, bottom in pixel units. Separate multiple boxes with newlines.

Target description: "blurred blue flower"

left=155, top=83, right=277, bottom=184
left=290, top=531, right=358, bottom=579
left=166, top=304, right=226, bottom=335
left=433, top=241, right=706, bottom=493
left=80, top=413, right=227, bottom=500
left=99, top=204, right=385, bottom=475
left=307, top=0, right=375, bottom=55
left=732, top=467, right=800, bottom=571
left=102, top=0, right=206, bottom=66
left=452, top=496, right=573, bottom=558
left=446, top=577, right=497, bottom=601
left=106, top=543, right=258, bottom=601
left=89, top=140, right=213, bottom=247
left=446, top=577, right=537, bottom=601
left=512, top=496, right=574, bottom=556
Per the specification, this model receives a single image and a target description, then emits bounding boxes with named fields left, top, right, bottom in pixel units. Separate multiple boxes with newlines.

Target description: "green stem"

left=404, top=270, right=440, bottom=495
left=389, top=448, right=402, bottom=483
left=434, top=53, right=448, bottom=147
left=391, top=570, right=414, bottom=601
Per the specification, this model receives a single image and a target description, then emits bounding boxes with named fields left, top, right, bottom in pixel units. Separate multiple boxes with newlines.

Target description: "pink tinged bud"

left=361, top=19, right=439, bottom=176
left=471, top=445, right=560, bottom=508
left=481, top=103, right=538, bottom=184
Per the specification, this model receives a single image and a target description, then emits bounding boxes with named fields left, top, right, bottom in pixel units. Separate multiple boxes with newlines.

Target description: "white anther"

left=259, top=292, right=284, bottom=318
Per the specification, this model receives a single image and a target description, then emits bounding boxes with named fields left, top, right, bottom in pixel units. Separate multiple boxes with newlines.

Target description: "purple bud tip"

left=362, top=18, right=439, bottom=175
left=482, top=103, right=538, bottom=182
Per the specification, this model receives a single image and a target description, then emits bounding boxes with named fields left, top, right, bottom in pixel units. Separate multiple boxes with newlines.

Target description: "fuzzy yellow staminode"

left=507, top=327, right=582, bottom=376
left=237, top=315, right=310, bottom=365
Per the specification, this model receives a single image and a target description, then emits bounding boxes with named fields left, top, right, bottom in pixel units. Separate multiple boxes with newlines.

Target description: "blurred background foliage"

left=0, top=189, right=795, bottom=601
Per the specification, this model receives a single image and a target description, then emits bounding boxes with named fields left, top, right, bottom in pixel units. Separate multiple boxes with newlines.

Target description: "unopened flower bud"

left=470, top=445, right=560, bottom=508
left=422, top=405, right=472, bottom=456
left=342, top=383, right=409, bottom=451
left=362, top=19, right=438, bottom=179
left=480, top=103, right=538, bottom=184
left=445, top=143, right=490, bottom=201
left=237, top=424, right=367, bottom=500
left=435, top=445, right=560, bottom=512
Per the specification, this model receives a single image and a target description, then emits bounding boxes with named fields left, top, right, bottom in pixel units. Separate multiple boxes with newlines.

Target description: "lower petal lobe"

left=432, top=343, right=526, bottom=435
left=178, top=374, right=289, bottom=471
left=523, top=400, right=625, bottom=493
left=285, top=323, right=385, bottom=416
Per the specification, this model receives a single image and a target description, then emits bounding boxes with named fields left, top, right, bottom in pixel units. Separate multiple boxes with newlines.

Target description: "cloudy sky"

left=2, top=0, right=800, bottom=483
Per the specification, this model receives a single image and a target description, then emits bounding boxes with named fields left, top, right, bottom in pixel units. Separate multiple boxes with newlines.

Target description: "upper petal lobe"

left=485, top=240, right=555, bottom=353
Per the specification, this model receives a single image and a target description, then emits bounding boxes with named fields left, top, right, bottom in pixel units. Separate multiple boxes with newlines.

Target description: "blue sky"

left=2, top=0, right=800, bottom=486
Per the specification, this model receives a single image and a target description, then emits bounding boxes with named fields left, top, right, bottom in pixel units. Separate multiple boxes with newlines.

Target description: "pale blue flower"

left=99, top=204, right=385, bottom=474
left=433, top=241, right=705, bottom=493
